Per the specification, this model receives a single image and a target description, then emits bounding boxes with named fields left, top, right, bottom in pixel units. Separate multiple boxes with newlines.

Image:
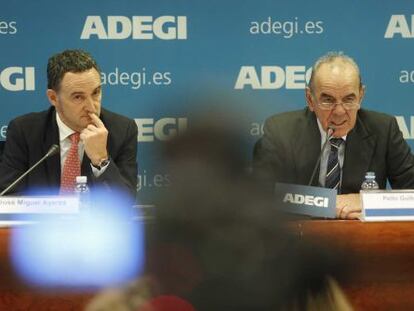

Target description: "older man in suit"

left=253, top=52, right=414, bottom=219
left=0, top=49, right=137, bottom=198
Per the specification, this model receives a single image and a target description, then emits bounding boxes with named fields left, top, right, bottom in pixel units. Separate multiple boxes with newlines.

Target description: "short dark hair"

left=47, top=49, right=100, bottom=90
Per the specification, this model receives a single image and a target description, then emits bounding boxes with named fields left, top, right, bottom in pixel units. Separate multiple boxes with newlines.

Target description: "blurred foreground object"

left=10, top=188, right=145, bottom=288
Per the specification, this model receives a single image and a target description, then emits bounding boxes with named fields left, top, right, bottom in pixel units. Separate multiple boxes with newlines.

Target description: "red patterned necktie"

left=60, top=132, right=81, bottom=194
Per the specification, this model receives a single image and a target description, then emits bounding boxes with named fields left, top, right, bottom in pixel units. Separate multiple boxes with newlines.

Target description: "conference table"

left=289, top=220, right=414, bottom=311
left=1, top=221, right=414, bottom=311
left=0, top=227, right=94, bottom=311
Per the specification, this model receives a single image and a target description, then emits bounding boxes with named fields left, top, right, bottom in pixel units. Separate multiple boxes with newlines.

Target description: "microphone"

left=0, top=144, right=60, bottom=196
left=307, top=126, right=335, bottom=186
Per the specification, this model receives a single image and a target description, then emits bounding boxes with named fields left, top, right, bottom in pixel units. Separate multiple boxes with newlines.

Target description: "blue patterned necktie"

left=325, top=138, right=344, bottom=192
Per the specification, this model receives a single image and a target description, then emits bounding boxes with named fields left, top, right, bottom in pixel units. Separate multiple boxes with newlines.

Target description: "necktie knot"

left=330, top=138, right=344, bottom=149
left=70, top=132, right=80, bottom=145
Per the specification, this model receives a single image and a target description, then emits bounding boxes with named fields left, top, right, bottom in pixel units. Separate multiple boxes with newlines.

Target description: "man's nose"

left=332, top=103, right=346, bottom=115
left=84, top=97, right=96, bottom=113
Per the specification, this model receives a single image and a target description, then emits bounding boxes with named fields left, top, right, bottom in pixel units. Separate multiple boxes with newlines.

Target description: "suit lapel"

left=293, top=110, right=321, bottom=186
left=342, top=114, right=376, bottom=193
left=43, top=108, right=61, bottom=190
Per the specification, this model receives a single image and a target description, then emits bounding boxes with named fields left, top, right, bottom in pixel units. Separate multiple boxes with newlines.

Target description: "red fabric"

left=146, top=244, right=202, bottom=295
left=60, top=133, right=80, bottom=193
left=139, top=295, right=196, bottom=311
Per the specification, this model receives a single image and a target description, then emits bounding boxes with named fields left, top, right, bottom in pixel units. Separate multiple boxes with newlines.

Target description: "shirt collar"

left=56, top=112, right=77, bottom=142
left=316, top=118, right=347, bottom=144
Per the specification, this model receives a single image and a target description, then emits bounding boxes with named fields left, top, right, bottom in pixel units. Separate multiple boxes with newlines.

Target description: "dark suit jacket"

left=253, top=108, right=414, bottom=193
left=0, top=107, right=138, bottom=198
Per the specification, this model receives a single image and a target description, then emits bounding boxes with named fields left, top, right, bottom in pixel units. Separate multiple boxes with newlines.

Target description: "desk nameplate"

left=0, top=197, right=80, bottom=226
left=0, top=196, right=80, bottom=213
left=360, top=190, right=414, bottom=221
left=275, top=183, right=336, bottom=218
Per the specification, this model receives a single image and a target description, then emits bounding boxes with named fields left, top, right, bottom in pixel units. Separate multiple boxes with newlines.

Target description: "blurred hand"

left=336, top=193, right=361, bottom=219
left=80, top=113, right=108, bottom=165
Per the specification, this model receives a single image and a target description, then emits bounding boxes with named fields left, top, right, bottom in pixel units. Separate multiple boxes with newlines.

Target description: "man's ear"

left=305, top=87, right=315, bottom=112
left=46, top=89, right=58, bottom=107
left=359, top=84, right=366, bottom=104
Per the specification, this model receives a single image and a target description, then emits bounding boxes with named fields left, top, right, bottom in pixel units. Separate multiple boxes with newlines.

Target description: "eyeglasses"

left=318, top=100, right=360, bottom=111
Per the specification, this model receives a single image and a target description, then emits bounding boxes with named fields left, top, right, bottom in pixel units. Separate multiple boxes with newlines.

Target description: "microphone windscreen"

left=327, top=125, right=336, bottom=138
left=139, top=295, right=195, bottom=311
left=46, top=144, right=60, bottom=157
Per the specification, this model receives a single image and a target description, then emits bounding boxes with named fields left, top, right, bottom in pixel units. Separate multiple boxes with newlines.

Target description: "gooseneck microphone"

left=307, top=126, right=335, bottom=186
left=0, top=144, right=60, bottom=196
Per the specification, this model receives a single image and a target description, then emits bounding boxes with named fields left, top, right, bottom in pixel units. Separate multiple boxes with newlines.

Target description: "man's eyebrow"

left=70, top=91, right=86, bottom=96
left=320, top=92, right=334, bottom=98
left=343, top=93, right=357, bottom=98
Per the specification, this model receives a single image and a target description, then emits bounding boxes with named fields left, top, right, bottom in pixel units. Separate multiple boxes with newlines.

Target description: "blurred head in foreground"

left=87, top=110, right=353, bottom=311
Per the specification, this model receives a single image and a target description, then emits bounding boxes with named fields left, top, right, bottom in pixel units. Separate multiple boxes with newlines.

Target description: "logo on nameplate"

left=275, top=183, right=336, bottom=218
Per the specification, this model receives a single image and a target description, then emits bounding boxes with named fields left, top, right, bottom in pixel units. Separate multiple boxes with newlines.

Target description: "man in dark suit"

left=0, top=49, right=137, bottom=199
left=253, top=52, right=414, bottom=219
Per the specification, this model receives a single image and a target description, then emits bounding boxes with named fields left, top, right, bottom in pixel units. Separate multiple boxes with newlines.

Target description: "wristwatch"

left=92, top=157, right=110, bottom=170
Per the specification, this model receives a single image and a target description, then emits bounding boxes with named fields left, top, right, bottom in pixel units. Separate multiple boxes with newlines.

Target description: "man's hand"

left=336, top=193, right=362, bottom=219
left=80, top=113, right=108, bottom=165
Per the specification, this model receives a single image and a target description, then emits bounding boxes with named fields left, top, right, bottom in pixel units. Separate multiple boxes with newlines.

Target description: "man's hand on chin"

left=336, top=193, right=362, bottom=220
left=80, top=113, right=109, bottom=165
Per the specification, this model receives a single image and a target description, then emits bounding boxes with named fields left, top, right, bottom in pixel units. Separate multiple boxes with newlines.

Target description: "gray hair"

left=308, top=51, right=362, bottom=92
